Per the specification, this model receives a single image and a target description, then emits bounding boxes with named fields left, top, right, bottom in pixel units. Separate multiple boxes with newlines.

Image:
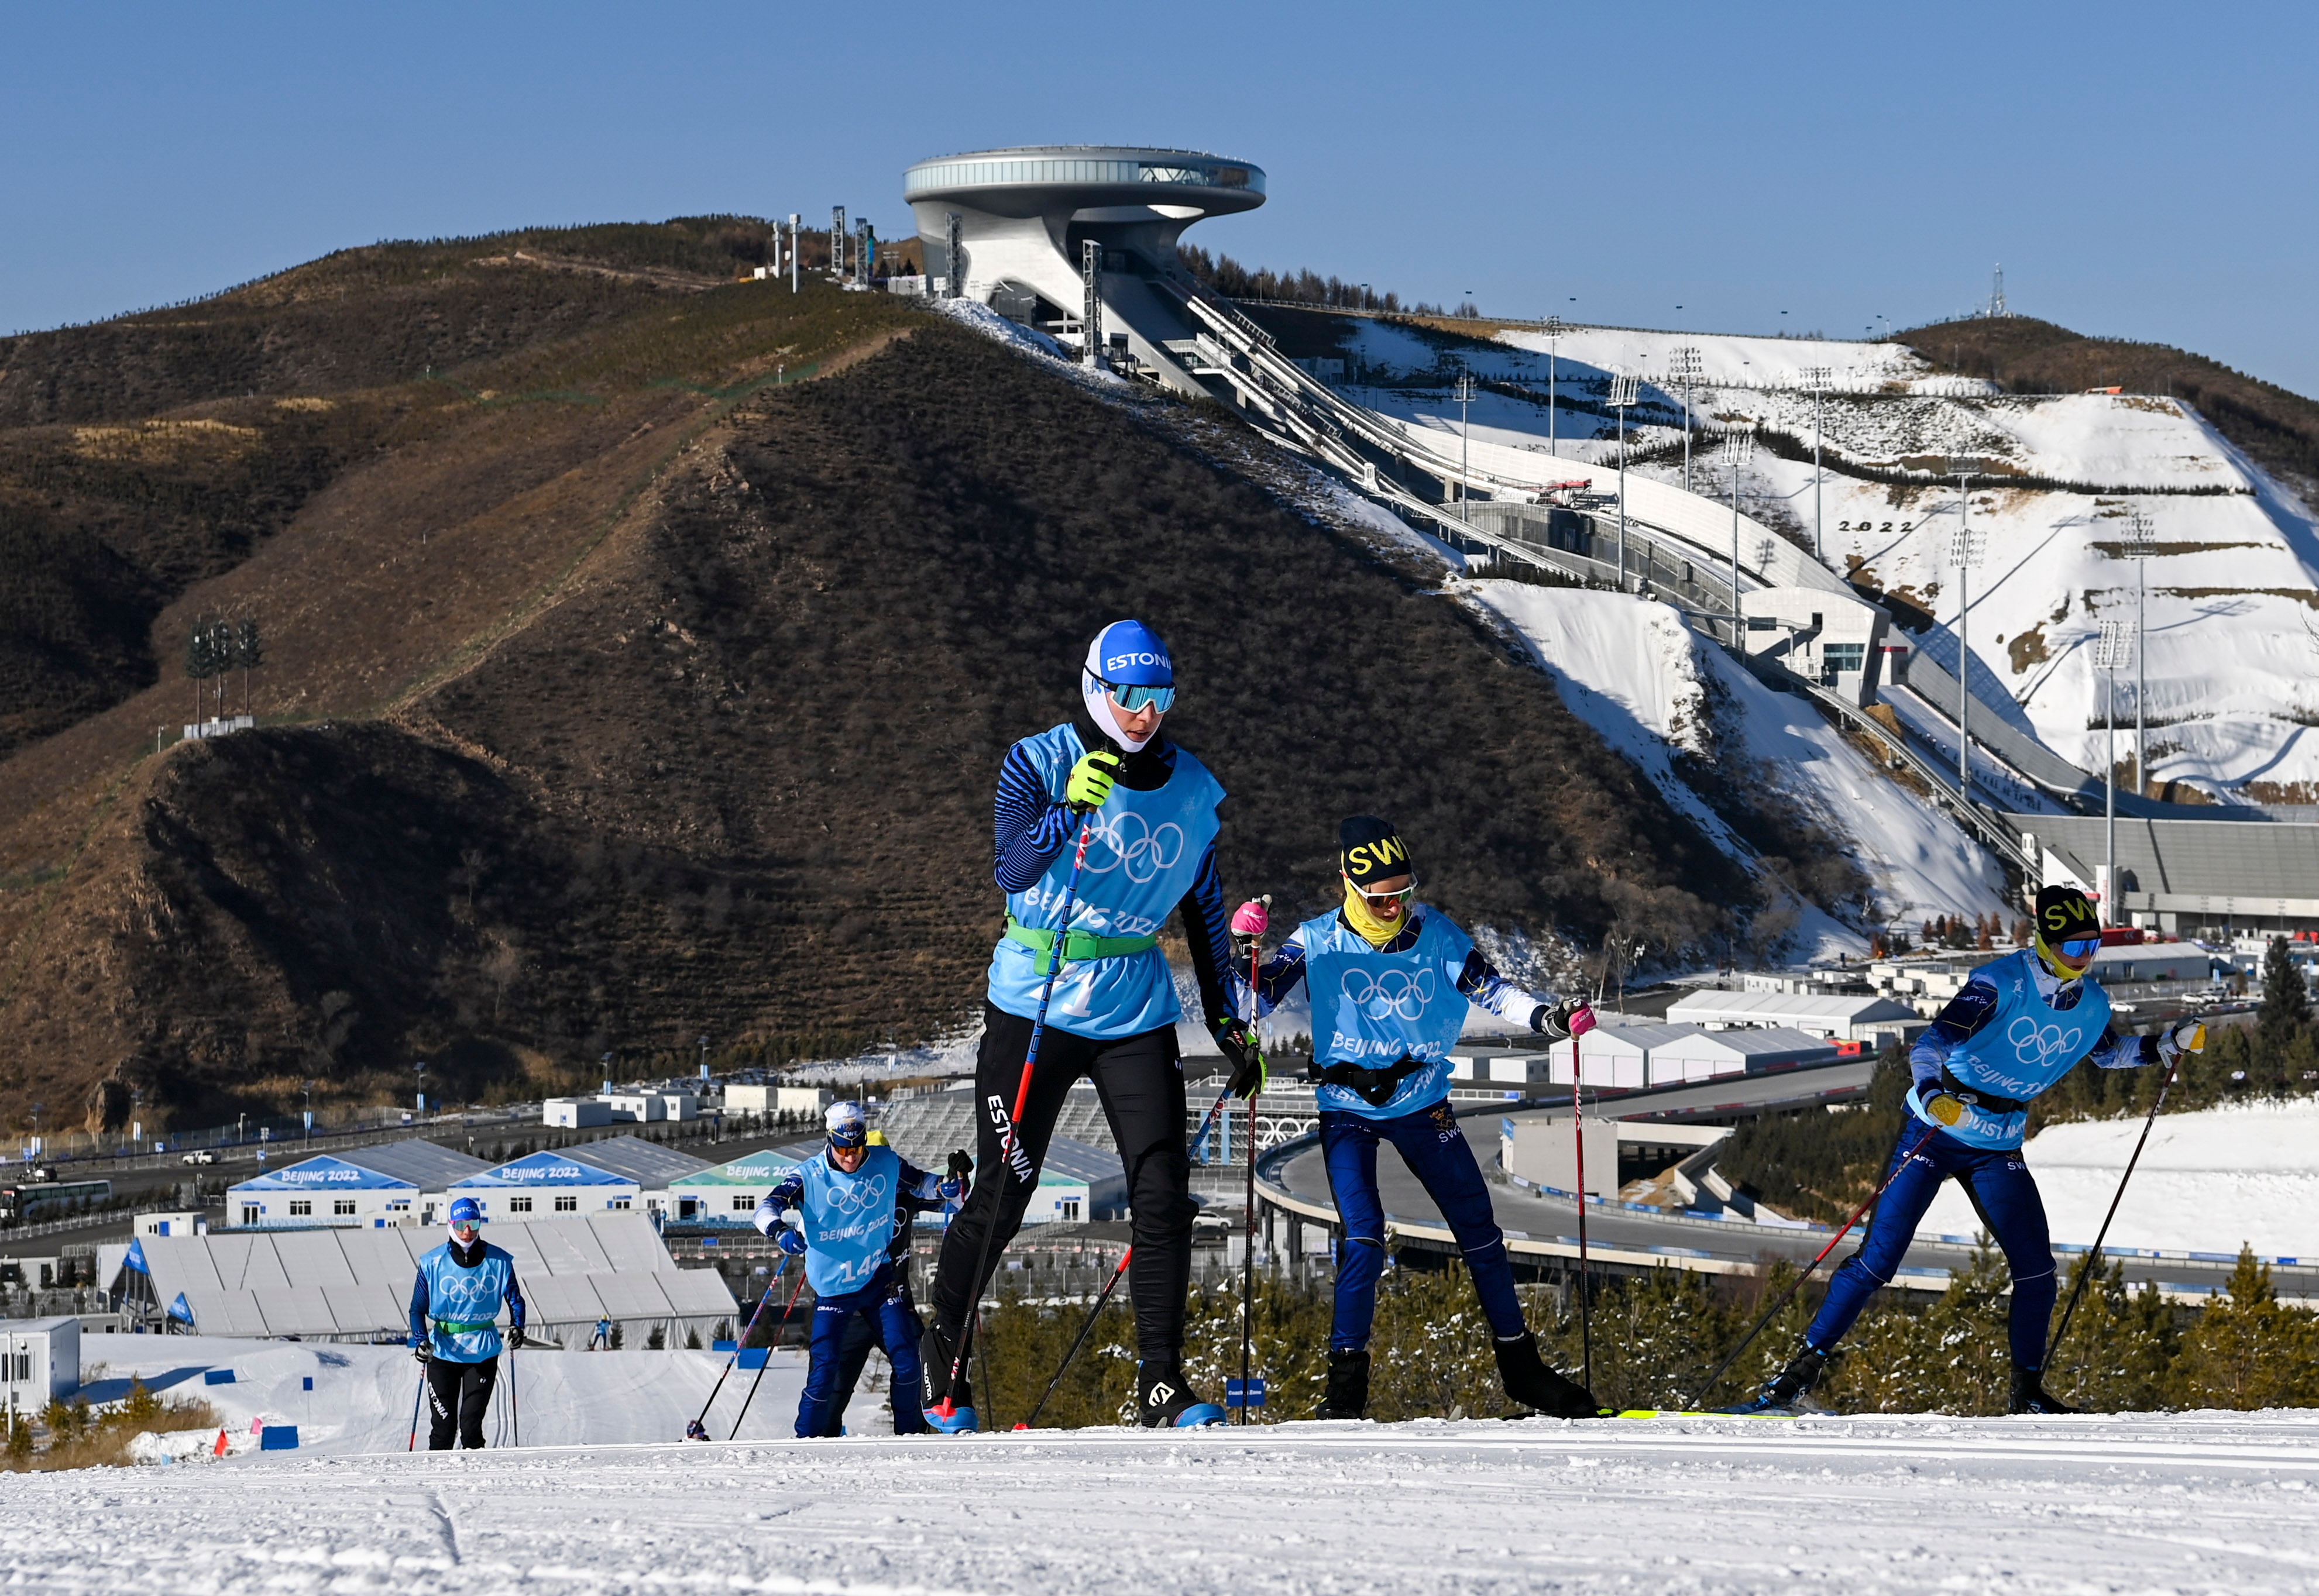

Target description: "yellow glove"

left=1922, top=1090, right=1967, bottom=1127
left=1066, top=750, right=1121, bottom=812
left=2159, top=1021, right=2207, bottom=1064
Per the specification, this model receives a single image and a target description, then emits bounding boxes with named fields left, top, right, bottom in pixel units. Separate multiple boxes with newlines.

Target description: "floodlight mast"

left=1607, top=373, right=1640, bottom=587
left=1549, top=315, right=1567, bottom=455
left=789, top=214, right=801, bottom=293
left=2094, top=617, right=2132, bottom=916
left=2124, top=507, right=2156, bottom=799
left=1454, top=371, right=1477, bottom=505
left=1803, top=366, right=1833, bottom=560
left=1725, top=426, right=1757, bottom=644
left=1542, top=317, right=1565, bottom=458
left=1950, top=459, right=1984, bottom=804
left=1670, top=346, right=1702, bottom=493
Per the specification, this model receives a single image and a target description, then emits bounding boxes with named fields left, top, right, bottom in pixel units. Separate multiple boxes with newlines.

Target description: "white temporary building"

left=1547, top=1024, right=1699, bottom=1091
left=2, top=1318, right=79, bottom=1408
left=449, top=1136, right=712, bottom=1223
left=1641, top=1026, right=1846, bottom=1086
left=226, top=1140, right=492, bottom=1230
left=1664, top=990, right=1921, bottom=1045
left=112, top=1213, right=735, bottom=1347
left=667, top=1147, right=811, bottom=1226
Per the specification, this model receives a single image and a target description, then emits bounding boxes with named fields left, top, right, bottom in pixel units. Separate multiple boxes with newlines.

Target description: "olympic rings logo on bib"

left=2004, top=1015, right=2084, bottom=1071
left=1084, top=812, right=1184, bottom=885
left=1343, top=969, right=1436, bottom=1021
left=822, top=1172, right=889, bottom=1216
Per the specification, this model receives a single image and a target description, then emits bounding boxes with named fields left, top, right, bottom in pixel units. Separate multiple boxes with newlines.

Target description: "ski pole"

left=507, top=1343, right=518, bottom=1447
left=2045, top=1049, right=2183, bottom=1370
left=1236, top=928, right=1264, bottom=1425
left=688, top=1265, right=786, bottom=1439
left=727, top=1266, right=811, bottom=1441
left=407, top=1364, right=426, bottom=1452
left=1018, top=1244, right=1132, bottom=1430
left=1572, top=1072, right=1592, bottom=1398
left=939, top=814, right=1095, bottom=1421
left=1689, top=1121, right=1941, bottom=1409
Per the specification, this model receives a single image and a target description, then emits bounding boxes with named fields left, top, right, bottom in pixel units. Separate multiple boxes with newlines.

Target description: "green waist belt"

left=1005, top=916, right=1158, bottom=976
left=432, top=1319, right=498, bottom=1333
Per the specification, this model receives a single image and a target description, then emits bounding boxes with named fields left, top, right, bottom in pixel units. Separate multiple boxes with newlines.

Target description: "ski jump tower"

left=904, top=145, right=1265, bottom=394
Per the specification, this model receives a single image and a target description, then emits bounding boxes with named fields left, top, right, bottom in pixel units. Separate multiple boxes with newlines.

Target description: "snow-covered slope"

left=1920, top=1098, right=2319, bottom=1258
left=76, top=1335, right=823, bottom=1453
left=10, top=1414, right=2319, bottom=1592
left=1334, top=316, right=2319, bottom=803
left=1473, top=585, right=2007, bottom=945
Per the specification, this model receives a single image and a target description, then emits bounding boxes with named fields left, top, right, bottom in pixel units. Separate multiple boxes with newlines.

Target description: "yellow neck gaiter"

left=1341, top=879, right=1407, bottom=949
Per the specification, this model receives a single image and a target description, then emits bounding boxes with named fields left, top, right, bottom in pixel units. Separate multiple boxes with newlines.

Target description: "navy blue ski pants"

left=1320, top=1100, right=1527, bottom=1353
left=1807, top=1124, right=2057, bottom=1368
left=797, top=1269, right=927, bottom=1437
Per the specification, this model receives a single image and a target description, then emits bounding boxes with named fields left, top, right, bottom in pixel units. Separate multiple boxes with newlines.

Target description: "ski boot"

left=1721, top=1342, right=1827, bottom=1415
left=2009, top=1365, right=2079, bottom=1415
left=1138, top=1360, right=1227, bottom=1428
left=919, top=1323, right=978, bottom=1433
left=1494, top=1332, right=1602, bottom=1418
left=1315, top=1348, right=1370, bottom=1420
left=684, top=1419, right=711, bottom=1442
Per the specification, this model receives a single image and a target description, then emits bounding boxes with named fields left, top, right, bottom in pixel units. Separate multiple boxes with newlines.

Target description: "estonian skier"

left=1242, top=816, right=1602, bottom=1420
left=409, top=1196, right=527, bottom=1450
left=1739, top=885, right=2207, bottom=1415
left=920, top=618, right=1256, bottom=1432
left=757, top=1101, right=964, bottom=1437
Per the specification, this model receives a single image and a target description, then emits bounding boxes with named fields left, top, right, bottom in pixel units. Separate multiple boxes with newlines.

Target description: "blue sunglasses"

left=1098, top=677, right=1176, bottom=714
left=2055, top=937, right=2101, bottom=959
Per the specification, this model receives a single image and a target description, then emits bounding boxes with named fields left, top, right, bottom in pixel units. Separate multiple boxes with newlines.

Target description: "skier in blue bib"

left=408, top=1196, right=527, bottom=1450
left=758, top=1101, right=964, bottom=1437
left=921, top=619, right=1255, bottom=1433
left=1741, top=885, right=2207, bottom=1415
left=1245, top=816, right=1601, bottom=1420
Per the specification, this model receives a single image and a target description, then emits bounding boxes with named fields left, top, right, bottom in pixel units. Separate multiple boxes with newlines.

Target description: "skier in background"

left=409, top=1197, right=527, bottom=1450
left=588, top=1316, right=612, bottom=1351
left=1242, top=816, right=1601, bottom=1420
left=830, top=1133, right=971, bottom=1430
left=920, top=619, right=1258, bottom=1433
left=1737, top=885, right=2207, bottom=1415
left=757, top=1102, right=964, bottom=1437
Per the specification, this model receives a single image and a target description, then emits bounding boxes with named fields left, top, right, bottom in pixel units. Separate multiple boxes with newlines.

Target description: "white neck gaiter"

left=1082, top=639, right=1156, bottom=752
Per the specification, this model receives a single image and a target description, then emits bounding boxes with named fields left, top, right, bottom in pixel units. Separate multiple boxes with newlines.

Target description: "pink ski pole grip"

left=1567, top=1003, right=1597, bottom=1038
left=1230, top=899, right=1269, bottom=938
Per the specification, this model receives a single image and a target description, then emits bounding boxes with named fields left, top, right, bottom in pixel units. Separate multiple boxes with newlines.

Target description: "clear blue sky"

left=6, top=2, right=2315, bottom=394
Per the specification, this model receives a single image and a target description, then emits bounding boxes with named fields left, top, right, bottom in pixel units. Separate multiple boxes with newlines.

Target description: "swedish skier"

left=1739, top=885, right=2207, bottom=1415
left=1243, top=816, right=1602, bottom=1420
left=920, top=618, right=1255, bottom=1432
left=757, top=1102, right=963, bottom=1437
left=830, top=1133, right=970, bottom=1430
left=408, top=1196, right=527, bottom=1450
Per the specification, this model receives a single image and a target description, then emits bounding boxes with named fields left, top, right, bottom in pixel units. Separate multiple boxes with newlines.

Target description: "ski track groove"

left=4, top=1415, right=2319, bottom=1592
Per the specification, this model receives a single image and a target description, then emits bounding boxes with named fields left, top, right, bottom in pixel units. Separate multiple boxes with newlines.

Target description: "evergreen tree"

left=2258, top=936, right=2311, bottom=1049
left=2163, top=1246, right=2319, bottom=1410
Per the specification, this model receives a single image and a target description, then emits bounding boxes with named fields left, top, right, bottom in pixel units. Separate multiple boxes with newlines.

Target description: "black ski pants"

left=930, top=1002, right=1192, bottom=1358
left=425, top=1354, right=499, bottom=1450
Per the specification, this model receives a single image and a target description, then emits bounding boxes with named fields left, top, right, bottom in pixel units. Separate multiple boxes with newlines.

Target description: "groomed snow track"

left=13, top=1412, right=2319, bottom=1592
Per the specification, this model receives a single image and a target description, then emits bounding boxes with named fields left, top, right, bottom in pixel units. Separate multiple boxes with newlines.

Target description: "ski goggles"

left=1348, top=875, right=1417, bottom=909
left=1095, top=677, right=1176, bottom=714
left=449, top=1219, right=481, bottom=1240
left=2053, top=937, right=2101, bottom=960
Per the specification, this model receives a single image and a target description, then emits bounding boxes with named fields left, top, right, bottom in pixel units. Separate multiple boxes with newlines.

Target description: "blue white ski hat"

left=448, top=1196, right=483, bottom=1227
left=1084, top=620, right=1173, bottom=687
left=826, top=1100, right=868, bottom=1149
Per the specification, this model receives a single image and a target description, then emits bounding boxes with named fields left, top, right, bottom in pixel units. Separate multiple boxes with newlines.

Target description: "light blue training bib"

left=986, top=723, right=1224, bottom=1040
left=799, top=1146, right=901, bottom=1296
left=1300, top=907, right=1476, bottom=1121
left=415, top=1242, right=517, bottom=1363
left=1913, top=947, right=2112, bottom=1150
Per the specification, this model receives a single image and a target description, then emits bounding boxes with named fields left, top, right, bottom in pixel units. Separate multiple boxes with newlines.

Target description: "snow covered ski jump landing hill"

left=8, top=1413, right=2319, bottom=1593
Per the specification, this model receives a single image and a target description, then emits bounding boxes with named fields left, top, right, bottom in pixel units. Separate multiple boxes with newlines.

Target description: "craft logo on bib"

left=1345, top=968, right=1435, bottom=1021
left=1084, top=811, right=1184, bottom=884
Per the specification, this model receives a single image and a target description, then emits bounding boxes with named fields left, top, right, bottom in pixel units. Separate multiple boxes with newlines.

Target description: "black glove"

left=1212, top=1017, right=1266, bottom=1099
left=411, top=1343, right=431, bottom=1367
left=507, top=1325, right=527, bottom=1350
left=946, top=1148, right=973, bottom=1181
